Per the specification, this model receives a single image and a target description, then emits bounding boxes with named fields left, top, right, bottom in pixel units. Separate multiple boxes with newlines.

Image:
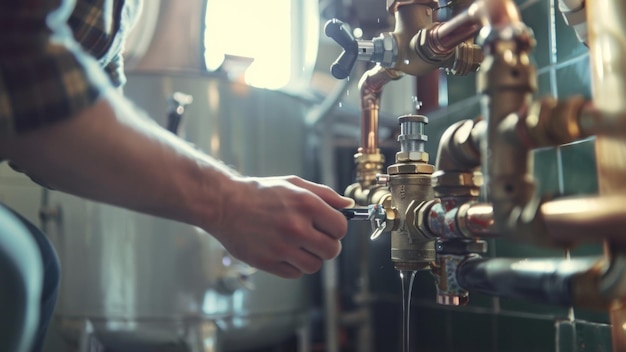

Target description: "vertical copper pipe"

left=415, top=0, right=442, bottom=114
left=416, top=70, right=440, bottom=113
left=358, top=66, right=402, bottom=154
left=481, top=0, right=522, bottom=27
left=428, top=4, right=482, bottom=55
left=587, top=0, right=626, bottom=350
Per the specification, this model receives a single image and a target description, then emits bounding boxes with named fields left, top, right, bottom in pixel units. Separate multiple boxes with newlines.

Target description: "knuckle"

left=302, top=258, right=323, bottom=274
left=282, top=219, right=308, bottom=239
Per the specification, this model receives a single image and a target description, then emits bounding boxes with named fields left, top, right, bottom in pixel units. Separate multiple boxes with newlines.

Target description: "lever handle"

left=340, top=208, right=370, bottom=220
left=324, top=19, right=358, bottom=79
left=341, top=205, right=389, bottom=240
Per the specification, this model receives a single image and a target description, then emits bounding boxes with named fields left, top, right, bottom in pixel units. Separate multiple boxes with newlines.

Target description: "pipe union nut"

left=396, top=151, right=429, bottom=163
left=388, top=162, right=435, bottom=175
left=416, top=200, right=438, bottom=239
left=404, top=200, right=428, bottom=240
left=355, top=152, right=385, bottom=164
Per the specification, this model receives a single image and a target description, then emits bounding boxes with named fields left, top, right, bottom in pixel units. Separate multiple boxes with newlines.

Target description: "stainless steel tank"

left=43, top=72, right=314, bottom=351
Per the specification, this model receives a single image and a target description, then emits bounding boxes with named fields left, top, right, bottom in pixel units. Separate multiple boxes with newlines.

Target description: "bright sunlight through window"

left=204, top=0, right=318, bottom=91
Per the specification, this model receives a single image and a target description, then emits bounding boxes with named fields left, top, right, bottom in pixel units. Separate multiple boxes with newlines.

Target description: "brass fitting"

left=445, top=41, right=483, bottom=76
left=516, top=95, right=587, bottom=148
left=432, top=171, right=482, bottom=198
left=380, top=193, right=399, bottom=233
left=388, top=160, right=436, bottom=271
left=393, top=2, right=445, bottom=77
left=396, top=151, right=429, bottom=163
left=344, top=182, right=391, bottom=208
left=388, top=162, right=434, bottom=175
left=354, top=151, right=385, bottom=188
left=415, top=199, right=438, bottom=239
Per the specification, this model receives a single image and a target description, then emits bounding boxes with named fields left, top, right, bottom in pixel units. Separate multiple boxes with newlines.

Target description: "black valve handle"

left=340, top=208, right=370, bottom=220
left=324, top=19, right=358, bottom=79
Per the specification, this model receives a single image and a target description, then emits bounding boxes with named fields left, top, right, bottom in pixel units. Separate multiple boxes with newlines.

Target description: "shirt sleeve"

left=0, top=0, right=113, bottom=138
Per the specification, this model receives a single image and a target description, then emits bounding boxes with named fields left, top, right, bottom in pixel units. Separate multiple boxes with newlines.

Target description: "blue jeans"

left=1, top=205, right=60, bottom=352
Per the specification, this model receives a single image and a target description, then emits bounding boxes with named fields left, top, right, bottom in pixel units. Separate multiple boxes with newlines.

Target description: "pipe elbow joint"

left=435, top=119, right=483, bottom=172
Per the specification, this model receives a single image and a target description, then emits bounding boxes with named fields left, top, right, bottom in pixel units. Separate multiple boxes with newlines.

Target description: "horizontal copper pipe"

left=458, top=202, right=499, bottom=238
left=579, top=103, right=626, bottom=137
left=541, top=195, right=626, bottom=246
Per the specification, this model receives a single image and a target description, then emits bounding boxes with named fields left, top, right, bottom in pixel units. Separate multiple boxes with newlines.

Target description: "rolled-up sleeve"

left=0, top=0, right=112, bottom=137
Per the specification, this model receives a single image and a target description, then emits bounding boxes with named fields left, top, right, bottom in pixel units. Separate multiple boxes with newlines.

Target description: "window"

left=204, top=0, right=319, bottom=91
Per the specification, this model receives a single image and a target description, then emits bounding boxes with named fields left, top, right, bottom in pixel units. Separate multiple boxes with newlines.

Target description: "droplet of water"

left=338, top=102, right=343, bottom=108
left=412, top=96, right=423, bottom=111
left=404, top=59, right=410, bottom=65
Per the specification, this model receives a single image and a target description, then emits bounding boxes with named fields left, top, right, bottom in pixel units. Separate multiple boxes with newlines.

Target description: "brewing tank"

left=39, top=72, right=315, bottom=351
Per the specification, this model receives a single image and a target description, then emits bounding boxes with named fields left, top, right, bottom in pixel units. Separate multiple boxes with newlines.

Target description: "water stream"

left=400, top=270, right=418, bottom=352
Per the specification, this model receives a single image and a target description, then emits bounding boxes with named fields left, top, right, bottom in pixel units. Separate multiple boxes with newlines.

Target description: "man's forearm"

left=0, top=89, right=237, bottom=230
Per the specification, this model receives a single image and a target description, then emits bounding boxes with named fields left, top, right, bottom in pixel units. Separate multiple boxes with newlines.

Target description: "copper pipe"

left=587, top=0, right=626, bottom=349
left=457, top=202, right=499, bottom=238
left=587, top=0, right=626, bottom=116
left=579, top=104, right=626, bottom=137
left=541, top=195, right=626, bottom=247
left=481, top=0, right=522, bottom=27
left=416, top=70, right=440, bottom=113
left=358, top=66, right=403, bottom=154
left=428, top=5, right=482, bottom=56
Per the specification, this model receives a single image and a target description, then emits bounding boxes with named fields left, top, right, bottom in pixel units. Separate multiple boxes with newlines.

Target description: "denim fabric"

left=2, top=205, right=61, bottom=352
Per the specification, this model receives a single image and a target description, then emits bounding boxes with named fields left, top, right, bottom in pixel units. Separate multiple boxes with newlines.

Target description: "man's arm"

left=0, top=0, right=352, bottom=278
left=0, top=89, right=353, bottom=278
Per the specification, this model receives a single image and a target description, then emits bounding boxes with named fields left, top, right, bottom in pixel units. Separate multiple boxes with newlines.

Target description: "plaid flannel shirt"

left=0, top=0, right=141, bottom=137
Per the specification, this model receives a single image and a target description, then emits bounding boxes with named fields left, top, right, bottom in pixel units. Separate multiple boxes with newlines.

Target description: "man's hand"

left=209, top=175, right=354, bottom=278
left=0, top=92, right=354, bottom=280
